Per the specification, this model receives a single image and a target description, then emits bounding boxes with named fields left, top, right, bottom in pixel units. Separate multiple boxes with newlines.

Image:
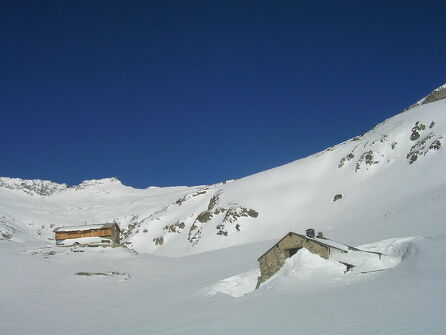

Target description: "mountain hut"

left=53, top=223, right=121, bottom=246
left=256, top=230, right=350, bottom=288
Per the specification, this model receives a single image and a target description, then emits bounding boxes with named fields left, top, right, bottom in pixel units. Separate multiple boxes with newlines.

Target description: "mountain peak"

left=404, top=83, right=446, bottom=111
left=73, top=177, right=122, bottom=189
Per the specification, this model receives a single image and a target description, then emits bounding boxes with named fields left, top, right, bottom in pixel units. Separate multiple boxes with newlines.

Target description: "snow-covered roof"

left=53, top=222, right=120, bottom=232
left=292, top=232, right=350, bottom=251
left=308, top=236, right=350, bottom=252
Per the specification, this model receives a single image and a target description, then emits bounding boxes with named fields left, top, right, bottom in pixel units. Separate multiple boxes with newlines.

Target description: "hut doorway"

left=286, top=247, right=302, bottom=258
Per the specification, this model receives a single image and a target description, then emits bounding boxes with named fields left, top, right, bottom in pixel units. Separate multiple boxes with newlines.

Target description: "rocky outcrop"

left=0, top=177, right=68, bottom=196
left=406, top=121, right=442, bottom=164
left=407, top=134, right=442, bottom=164
left=404, top=84, right=446, bottom=111
left=355, top=151, right=380, bottom=172
left=0, top=176, right=123, bottom=196
left=153, top=236, right=164, bottom=246
left=163, top=221, right=186, bottom=233
left=338, top=153, right=355, bottom=168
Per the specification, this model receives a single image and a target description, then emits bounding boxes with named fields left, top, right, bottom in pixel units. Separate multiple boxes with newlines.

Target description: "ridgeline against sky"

left=1, top=1, right=445, bottom=188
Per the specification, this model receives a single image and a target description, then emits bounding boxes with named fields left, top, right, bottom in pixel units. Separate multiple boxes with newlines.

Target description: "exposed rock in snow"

left=333, top=194, right=343, bottom=202
left=70, top=177, right=122, bottom=190
left=0, top=176, right=123, bottom=196
left=0, top=177, right=68, bottom=196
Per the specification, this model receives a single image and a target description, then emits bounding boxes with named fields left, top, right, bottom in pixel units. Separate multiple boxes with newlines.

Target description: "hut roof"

left=257, top=231, right=348, bottom=260
left=53, top=222, right=121, bottom=233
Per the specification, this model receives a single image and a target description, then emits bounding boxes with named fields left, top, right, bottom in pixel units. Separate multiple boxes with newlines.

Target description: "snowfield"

left=1, top=236, right=444, bottom=334
left=1, top=84, right=446, bottom=334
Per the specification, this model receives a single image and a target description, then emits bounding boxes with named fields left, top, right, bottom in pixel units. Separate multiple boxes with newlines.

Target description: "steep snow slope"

left=2, top=85, right=445, bottom=256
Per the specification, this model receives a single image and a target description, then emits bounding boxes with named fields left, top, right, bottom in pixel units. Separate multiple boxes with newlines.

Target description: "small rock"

left=333, top=194, right=343, bottom=202
left=430, top=139, right=442, bottom=150
left=153, top=236, right=164, bottom=246
left=196, top=211, right=213, bottom=223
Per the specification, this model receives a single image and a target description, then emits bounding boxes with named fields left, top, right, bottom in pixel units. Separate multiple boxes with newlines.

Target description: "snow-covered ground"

left=1, top=235, right=444, bottom=334
left=1, top=84, right=446, bottom=334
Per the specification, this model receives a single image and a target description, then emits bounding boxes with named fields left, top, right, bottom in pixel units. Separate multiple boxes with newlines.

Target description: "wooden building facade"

left=53, top=223, right=121, bottom=246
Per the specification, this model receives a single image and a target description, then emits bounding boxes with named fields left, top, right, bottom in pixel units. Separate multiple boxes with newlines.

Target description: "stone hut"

left=53, top=223, right=121, bottom=246
left=256, top=230, right=349, bottom=288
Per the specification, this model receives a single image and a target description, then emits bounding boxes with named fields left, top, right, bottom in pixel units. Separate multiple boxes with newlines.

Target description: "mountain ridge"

left=2, top=83, right=445, bottom=196
left=404, top=82, right=446, bottom=111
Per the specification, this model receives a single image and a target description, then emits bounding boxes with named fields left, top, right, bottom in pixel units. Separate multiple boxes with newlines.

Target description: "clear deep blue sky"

left=1, top=1, right=445, bottom=188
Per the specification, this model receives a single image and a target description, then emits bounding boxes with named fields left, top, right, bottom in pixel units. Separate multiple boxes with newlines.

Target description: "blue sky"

left=1, top=1, right=445, bottom=188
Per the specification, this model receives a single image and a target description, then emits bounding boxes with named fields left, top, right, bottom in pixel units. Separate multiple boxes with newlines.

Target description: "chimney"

left=317, top=231, right=324, bottom=239
left=305, top=228, right=315, bottom=238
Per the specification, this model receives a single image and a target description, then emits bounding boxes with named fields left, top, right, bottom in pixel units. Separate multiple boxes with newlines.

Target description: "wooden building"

left=53, top=223, right=121, bottom=246
left=256, top=229, right=349, bottom=288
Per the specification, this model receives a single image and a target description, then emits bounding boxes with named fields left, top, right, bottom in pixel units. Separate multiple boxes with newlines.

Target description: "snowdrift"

left=208, top=236, right=418, bottom=297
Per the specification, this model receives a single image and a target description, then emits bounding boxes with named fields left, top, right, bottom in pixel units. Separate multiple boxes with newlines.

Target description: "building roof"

left=257, top=231, right=348, bottom=260
left=53, top=222, right=121, bottom=233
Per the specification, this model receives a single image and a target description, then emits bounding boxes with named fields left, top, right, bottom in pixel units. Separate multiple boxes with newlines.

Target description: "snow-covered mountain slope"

left=1, top=84, right=446, bottom=257
left=1, top=84, right=446, bottom=335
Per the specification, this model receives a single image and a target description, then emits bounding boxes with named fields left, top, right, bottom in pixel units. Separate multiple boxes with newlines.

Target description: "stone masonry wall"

left=256, top=234, right=330, bottom=287
left=111, top=225, right=120, bottom=245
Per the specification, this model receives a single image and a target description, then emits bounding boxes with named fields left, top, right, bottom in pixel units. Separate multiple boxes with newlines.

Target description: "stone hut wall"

left=257, top=233, right=330, bottom=287
left=110, top=225, right=120, bottom=245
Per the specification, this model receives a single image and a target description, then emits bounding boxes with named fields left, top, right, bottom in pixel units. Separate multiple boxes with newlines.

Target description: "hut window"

left=285, top=247, right=302, bottom=258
